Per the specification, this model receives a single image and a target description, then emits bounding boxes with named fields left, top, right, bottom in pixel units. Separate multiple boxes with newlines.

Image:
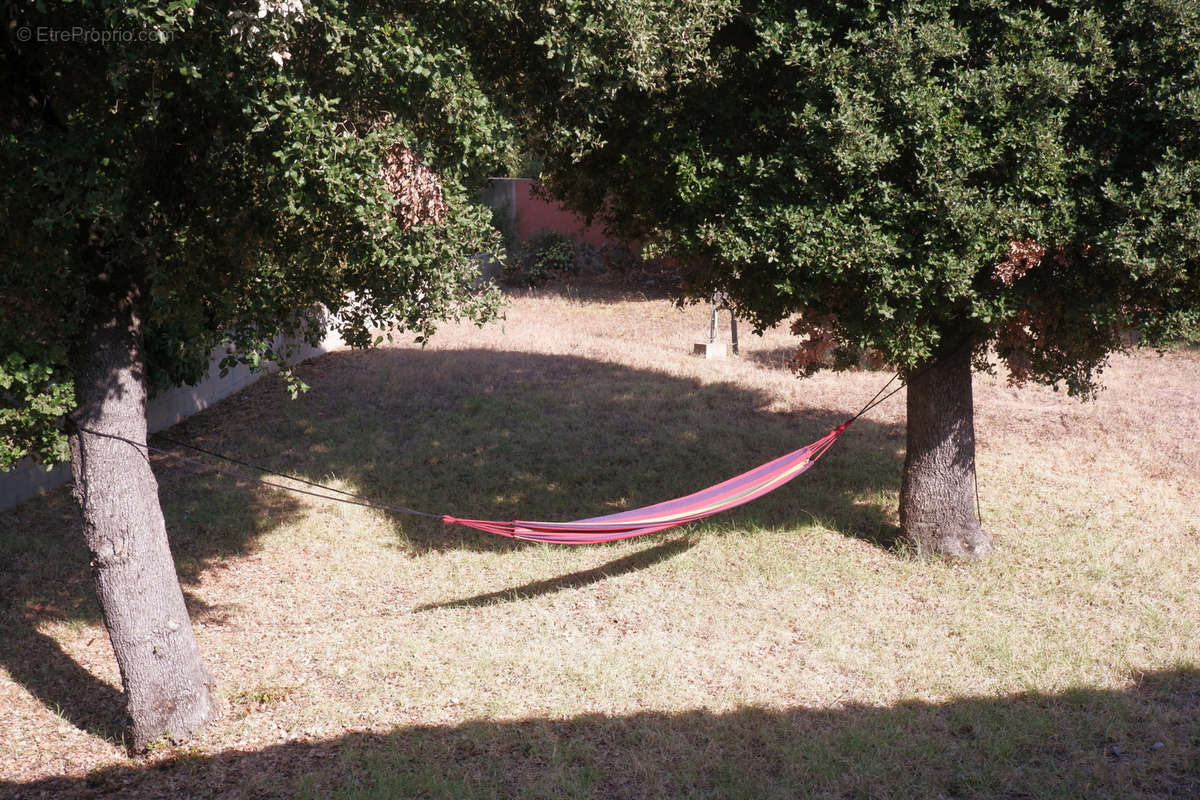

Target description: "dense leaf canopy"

left=525, top=0, right=1200, bottom=393
left=1, top=0, right=523, bottom=466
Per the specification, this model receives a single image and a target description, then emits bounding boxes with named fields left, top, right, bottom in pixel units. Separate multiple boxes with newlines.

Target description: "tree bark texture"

left=68, top=287, right=217, bottom=750
left=900, top=342, right=994, bottom=559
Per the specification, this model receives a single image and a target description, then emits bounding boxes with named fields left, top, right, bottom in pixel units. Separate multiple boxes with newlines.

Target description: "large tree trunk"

left=68, top=286, right=217, bottom=750
left=899, top=341, right=993, bottom=559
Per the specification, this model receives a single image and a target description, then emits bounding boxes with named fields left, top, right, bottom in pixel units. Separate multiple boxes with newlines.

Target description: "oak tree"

left=2, top=0, right=513, bottom=748
left=508, top=0, right=1200, bottom=557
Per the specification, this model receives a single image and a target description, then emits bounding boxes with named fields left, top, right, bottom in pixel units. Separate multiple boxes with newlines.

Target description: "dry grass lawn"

left=1, top=282, right=1198, bottom=798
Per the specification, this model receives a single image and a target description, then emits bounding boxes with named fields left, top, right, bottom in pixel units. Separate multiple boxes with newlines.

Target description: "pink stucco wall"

left=507, top=179, right=625, bottom=249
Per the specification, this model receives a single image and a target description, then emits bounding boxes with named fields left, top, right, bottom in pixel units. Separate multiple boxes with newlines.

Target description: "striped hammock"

left=442, top=421, right=849, bottom=544
left=117, top=375, right=900, bottom=547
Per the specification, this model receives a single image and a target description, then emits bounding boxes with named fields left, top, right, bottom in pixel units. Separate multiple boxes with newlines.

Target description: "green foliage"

left=522, top=1, right=1200, bottom=395
left=445, top=0, right=738, bottom=161
left=503, top=231, right=580, bottom=286
left=0, top=353, right=73, bottom=467
left=1, top=0, right=517, bottom=467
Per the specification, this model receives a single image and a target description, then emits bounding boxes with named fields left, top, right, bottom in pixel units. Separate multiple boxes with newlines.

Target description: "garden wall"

left=484, top=178, right=624, bottom=249
left=0, top=333, right=343, bottom=511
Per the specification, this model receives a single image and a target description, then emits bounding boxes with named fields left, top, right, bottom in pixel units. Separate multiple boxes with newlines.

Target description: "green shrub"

left=503, top=231, right=579, bottom=286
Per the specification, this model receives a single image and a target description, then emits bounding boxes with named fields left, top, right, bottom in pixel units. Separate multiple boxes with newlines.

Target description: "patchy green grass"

left=1, top=285, right=1197, bottom=798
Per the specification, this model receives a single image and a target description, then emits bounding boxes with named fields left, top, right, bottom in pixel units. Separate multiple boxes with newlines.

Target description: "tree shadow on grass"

left=183, top=347, right=906, bottom=556
left=742, top=346, right=895, bottom=383
left=414, top=536, right=696, bottom=611
left=3, top=668, right=1196, bottom=800
left=0, top=345, right=902, bottom=745
left=0, top=619, right=126, bottom=744
left=743, top=344, right=803, bottom=372
left=0, top=452, right=307, bottom=743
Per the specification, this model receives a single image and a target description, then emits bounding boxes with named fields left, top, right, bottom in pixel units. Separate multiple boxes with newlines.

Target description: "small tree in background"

left=498, top=0, right=1200, bottom=558
left=1, top=0, right=516, bottom=748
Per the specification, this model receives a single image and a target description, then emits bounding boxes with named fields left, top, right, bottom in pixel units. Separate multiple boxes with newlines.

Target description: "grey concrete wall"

left=0, top=332, right=343, bottom=511
left=481, top=177, right=519, bottom=245
left=0, top=461, right=72, bottom=513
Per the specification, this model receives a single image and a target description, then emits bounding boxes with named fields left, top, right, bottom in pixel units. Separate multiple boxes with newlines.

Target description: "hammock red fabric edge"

left=443, top=421, right=851, bottom=544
